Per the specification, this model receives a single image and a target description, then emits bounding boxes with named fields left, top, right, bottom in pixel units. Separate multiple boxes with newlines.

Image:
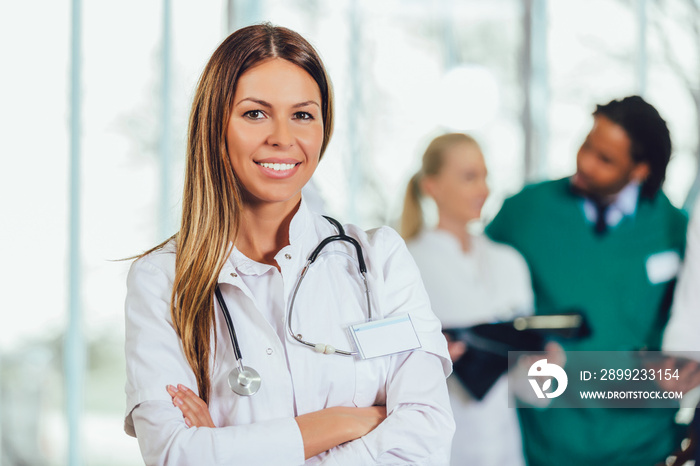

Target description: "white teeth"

left=258, top=162, right=296, bottom=171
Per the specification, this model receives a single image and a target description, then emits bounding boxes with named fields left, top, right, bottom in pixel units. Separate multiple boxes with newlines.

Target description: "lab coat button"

left=230, top=272, right=238, bottom=278
left=266, top=348, right=273, bottom=355
left=284, top=254, right=292, bottom=260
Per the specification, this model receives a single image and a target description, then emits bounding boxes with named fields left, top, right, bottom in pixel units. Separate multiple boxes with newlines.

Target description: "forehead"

left=234, top=58, right=321, bottom=102
left=588, top=114, right=632, bottom=161
left=443, top=142, right=483, bottom=164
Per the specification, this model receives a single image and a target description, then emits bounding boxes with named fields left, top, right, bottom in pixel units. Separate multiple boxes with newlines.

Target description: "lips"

left=254, top=159, right=302, bottom=179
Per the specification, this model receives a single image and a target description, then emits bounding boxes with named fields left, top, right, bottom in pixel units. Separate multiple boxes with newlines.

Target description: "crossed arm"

left=166, top=384, right=387, bottom=460
left=127, top=229, right=454, bottom=464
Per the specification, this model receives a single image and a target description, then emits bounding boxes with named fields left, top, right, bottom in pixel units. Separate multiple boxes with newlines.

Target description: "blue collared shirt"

left=581, top=181, right=640, bottom=229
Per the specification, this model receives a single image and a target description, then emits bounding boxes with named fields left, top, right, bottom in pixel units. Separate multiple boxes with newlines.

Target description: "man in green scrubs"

left=487, top=96, right=688, bottom=465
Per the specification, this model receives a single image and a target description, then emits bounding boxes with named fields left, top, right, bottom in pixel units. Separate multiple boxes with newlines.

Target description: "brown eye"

left=243, top=110, right=265, bottom=120
left=293, top=112, right=314, bottom=120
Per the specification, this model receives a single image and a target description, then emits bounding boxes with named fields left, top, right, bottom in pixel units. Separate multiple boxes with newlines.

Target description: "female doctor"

left=124, top=24, right=454, bottom=465
left=401, top=133, right=533, bottom=465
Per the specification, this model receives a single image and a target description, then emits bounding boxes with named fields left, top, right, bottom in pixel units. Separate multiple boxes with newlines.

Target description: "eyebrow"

left=234, top=97, right=320, bottom=109
left=292, top=100, right=321, bottom=109
left=235, top=98, right=271, bottom=108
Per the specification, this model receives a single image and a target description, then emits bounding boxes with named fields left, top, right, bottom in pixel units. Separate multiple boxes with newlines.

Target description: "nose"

left=473, top=176, right=489, bottom=199
left=268, top=119, right=293, bottom=148
left=481, top=178, right=490, bottom=198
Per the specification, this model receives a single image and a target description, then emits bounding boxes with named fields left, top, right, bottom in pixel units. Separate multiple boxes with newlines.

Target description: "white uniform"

left=124, top=200, right=455, bottom=466
left=407, top=229, right=533, bottom=466
left=663, top=201, right=700, bottom=352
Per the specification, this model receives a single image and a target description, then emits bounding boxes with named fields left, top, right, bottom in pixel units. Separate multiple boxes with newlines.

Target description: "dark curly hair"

left=594, top=95, right=671, bottom=199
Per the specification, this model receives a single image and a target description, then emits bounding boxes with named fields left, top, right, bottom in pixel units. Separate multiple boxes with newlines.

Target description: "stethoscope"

left=214, top=216, right=373, bottom=396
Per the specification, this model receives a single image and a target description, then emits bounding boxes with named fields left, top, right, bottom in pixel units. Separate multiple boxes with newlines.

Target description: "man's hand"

left=647, top=356, right=700, bottom=393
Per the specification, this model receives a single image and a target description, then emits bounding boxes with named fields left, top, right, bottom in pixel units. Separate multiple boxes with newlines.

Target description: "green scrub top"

left=486, top=178, right=688, bottom=466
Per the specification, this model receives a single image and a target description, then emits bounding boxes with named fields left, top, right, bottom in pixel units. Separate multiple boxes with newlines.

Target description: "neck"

left=436, top=216, right=472, bottom=252
left=235, top=196, right=301, bottom=269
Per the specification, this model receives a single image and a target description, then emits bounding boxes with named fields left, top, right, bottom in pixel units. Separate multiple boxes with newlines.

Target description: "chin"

left=571, top=178, right=594, bottom=197
left=243, top=187, right=303, bottom=205
left=458, top=214, right=478, bottom=225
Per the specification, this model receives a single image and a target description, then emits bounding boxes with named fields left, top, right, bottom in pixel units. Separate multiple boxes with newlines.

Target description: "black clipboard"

left=443, top=312, right=591, bottom=400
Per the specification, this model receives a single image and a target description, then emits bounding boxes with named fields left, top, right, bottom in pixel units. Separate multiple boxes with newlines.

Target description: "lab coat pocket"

left=353, top=357, right=387, bottom=407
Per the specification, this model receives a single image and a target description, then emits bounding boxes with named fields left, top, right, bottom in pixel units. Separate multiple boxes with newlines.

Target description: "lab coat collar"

left=288, top=196, right=311, bottom=244
left=218, top=196, right=313, bottom=282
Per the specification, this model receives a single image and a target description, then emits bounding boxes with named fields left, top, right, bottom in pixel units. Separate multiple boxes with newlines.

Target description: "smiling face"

left=571, top=114, right=649, bottom=200
left=422, top=142, right=489, bottom=225
left=226, top=58, right=324, bottom=209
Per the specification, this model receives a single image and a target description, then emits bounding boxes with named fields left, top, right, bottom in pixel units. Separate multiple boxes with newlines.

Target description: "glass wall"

left=2, top=0, right=698, bottom=464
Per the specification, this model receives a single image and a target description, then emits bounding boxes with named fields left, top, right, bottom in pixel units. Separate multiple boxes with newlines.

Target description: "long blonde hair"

left=143, top=24, right=334, bottom=404
left=400, top=133, right=479, bottom=240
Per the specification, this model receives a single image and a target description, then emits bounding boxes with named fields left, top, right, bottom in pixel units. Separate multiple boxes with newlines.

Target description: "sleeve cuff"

left=213, top=416, right=306, bottom=466
left=318, top=437, right=376, bottom=465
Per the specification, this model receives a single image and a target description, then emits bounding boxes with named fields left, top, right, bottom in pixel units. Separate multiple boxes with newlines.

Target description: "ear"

left=631, top=162, right=650, bottom=184
left=420, top=176, right=437, bottom=199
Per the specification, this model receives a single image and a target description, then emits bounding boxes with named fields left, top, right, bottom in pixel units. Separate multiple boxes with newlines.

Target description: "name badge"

left=646, top=250, right=681, bottom=284
left=349, top=314, right=422, bottom=359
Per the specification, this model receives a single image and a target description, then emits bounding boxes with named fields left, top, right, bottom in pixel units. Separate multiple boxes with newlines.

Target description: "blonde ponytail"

left=400, top=172, right=424, bottom=241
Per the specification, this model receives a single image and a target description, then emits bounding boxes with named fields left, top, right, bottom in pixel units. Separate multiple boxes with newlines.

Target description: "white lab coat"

left=124, top=199, right=455, bottom=466
left=663, top=201, right=700, bottom=352
left=407, top=230, right=533, bottom=466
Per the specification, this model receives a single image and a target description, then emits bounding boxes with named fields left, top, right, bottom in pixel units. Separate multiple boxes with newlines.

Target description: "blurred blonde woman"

left=402, top=133, right=533, bottom=466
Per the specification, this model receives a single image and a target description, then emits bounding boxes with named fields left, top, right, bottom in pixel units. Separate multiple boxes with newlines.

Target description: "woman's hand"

left=443, top=332, right=467, bottom=362
left=166, top=384, right=216, bottom=428
left=346, top=405, right=387, bottom=437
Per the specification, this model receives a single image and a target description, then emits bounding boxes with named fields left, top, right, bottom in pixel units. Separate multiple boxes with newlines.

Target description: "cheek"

left=227, top=128, right=257, bottom=161
left=472, top=187, right=488, bottom=203
left=297, top=125, right=324, bottom=156
left=464, top=185, right=485, bottom=203
left=599, top=166, right=620, bottom=183
left=577, top=152, right=593, bottom=172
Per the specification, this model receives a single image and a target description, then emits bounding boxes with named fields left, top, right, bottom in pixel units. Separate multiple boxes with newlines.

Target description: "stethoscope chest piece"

left=228, top=366, right=262, bottom=396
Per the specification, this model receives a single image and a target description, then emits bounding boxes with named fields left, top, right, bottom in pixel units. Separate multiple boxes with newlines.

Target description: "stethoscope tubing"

left=214, top=286, right=245, bottom=371
left=215, top=285, right=262, bottom=395
left=285, top=217, right=373, bottom=356
left=285, top=259, right=371, bottom=356
left=215, top=215, right=372, bottom=395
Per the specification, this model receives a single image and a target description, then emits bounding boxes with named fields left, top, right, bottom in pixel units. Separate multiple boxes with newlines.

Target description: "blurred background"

left=1, top=0, right=699, bottom=464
